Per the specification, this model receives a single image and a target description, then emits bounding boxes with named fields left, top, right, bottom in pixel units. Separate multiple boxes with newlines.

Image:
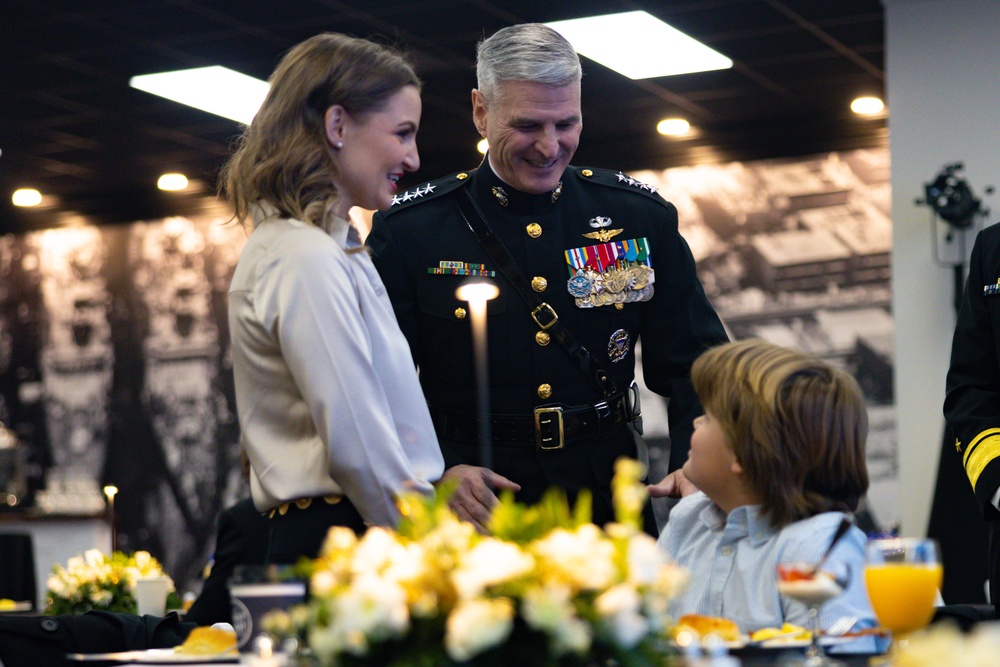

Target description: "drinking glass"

left=864, top=538, right=941, bottom=640
left=135, top=575, right=171, bottom=616
left=776, top=562, right=846, bottom=667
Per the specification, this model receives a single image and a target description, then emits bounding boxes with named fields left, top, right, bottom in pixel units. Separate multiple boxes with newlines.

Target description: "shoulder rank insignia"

left=391, top=182, right=437, bottom=206
left=380, top=171, right=474, bottom=218
left=615, top=171, right=658, bottom=193
left=564, top=238, right=655, bottom=308
left=573, top=166, right=670, bottom=210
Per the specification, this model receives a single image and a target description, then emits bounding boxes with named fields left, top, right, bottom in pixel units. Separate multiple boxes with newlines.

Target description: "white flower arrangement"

left=889, top=623, right=1000, bottom=667
left=265, top=458, right=688, bottom=667
left=45, top=549, right=176, bottom=616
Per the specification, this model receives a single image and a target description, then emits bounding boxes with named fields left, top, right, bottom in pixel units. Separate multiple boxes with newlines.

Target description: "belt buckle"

left=534, top=406, right=565, bottom=450
left=531, top=303, right=558, bottom=331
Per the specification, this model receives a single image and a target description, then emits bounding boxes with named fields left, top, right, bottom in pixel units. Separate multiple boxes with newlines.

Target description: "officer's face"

left=328, top=85, right=422, bottom=216
left=472, top=80, right=582, bottom=195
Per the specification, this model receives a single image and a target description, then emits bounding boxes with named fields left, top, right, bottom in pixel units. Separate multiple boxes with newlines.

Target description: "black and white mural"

left=0, top=203, right=248, bottom=591
left=633, top=147, right=895, bottom=531
left=0, top=147, right=893, bottom=593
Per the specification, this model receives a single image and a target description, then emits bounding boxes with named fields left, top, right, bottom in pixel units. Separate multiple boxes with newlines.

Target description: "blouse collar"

left=251, top=200, right=358, bottom=249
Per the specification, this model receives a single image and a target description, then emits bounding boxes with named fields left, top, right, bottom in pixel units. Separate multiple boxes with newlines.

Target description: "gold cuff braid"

left=963, top=428, right=1000, bottom=489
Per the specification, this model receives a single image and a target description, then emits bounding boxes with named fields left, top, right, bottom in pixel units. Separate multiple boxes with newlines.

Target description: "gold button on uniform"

left=526, top=223, right=542, bottom=238
left=535, top=331, right=550, bottom=346
left=582, top=169, right=593, bottom=177
left=537, top=383, right=552, bottom=399
left=456, top=172, right=469, bottom=180
left=454, top=307, right=467, bottom=319
left=531, top=276, right=548, bottom=292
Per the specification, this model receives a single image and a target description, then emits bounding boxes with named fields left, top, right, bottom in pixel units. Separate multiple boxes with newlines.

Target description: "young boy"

left=654, top=339, right=877, bottom=639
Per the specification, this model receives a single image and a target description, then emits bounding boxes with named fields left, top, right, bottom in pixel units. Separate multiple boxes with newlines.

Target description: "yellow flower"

left=295, top=458, right=686, bottom=666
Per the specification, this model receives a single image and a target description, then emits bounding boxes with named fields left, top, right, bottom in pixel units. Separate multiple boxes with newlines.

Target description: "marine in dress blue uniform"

left=368, top=160, right=728, bottom=532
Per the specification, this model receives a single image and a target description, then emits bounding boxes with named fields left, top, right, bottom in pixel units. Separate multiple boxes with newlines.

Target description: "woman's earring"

left=336, top=141, right=344, bottom=149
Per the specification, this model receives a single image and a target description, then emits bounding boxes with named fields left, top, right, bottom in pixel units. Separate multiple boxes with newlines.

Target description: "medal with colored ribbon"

left=564, top=238, right=655, bottom=308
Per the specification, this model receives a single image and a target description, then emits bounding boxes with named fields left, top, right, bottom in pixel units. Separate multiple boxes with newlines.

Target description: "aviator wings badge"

left=582, top=216, right=623, bottom=243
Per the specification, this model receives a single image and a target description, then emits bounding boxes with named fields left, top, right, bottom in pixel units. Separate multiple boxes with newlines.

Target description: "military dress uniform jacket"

left=945, top=223, right=1000, bottom=514
left=368, top=163, right=728, bottom=527
left=944, top=222, right=1000, bottom=604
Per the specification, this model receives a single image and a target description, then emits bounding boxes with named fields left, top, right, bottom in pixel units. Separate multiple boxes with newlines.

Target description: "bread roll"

left=175, top=626, right=238, bottom=655
left=673, top=613, right=742, bottom=641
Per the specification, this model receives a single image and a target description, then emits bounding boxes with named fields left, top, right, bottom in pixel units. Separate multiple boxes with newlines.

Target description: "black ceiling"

left=0, top=0, right=885, bottom=232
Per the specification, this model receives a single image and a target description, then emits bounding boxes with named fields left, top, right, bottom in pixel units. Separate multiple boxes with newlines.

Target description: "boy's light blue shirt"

left=659, top=492, right=880, bottom=653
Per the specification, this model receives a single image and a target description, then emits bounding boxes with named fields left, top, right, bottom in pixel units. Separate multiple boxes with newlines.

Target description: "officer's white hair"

left=476, top=23, right=582, bottom=106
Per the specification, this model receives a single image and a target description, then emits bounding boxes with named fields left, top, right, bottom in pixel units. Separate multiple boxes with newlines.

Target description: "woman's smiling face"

left=330, top=84, right=422, bottom=216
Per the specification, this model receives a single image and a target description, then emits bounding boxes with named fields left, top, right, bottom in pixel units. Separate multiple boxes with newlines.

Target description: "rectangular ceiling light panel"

left=546, top=11, right=732, bottom=80
left=129, top=66, right=270, bottom=124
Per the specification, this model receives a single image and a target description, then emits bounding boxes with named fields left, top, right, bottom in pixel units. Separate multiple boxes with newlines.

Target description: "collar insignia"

left=551, top=181, right=563, bottom=203
left=492, top=186, right=509, bottom=207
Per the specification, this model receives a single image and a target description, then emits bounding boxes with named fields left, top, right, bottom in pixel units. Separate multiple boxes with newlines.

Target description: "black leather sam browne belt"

left=428, top=382, right=641, bottom=451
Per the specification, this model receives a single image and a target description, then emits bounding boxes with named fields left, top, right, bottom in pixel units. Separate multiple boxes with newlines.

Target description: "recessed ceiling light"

left=12, top=188, right=42, bottom=207
left=157, top=173, right=189, bottom=191
left=851, top=96, right=885, bottom=116
left=546, top=11, right=732, bottom=80
left=477, top=138, right=489, bottom=154
left=657, top=118, right=691, bottom=136
left=130, top=66, right=270, bottom=124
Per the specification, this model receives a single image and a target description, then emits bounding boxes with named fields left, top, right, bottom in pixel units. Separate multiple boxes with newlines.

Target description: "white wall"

left=886, top=0, right=1000, bottom=535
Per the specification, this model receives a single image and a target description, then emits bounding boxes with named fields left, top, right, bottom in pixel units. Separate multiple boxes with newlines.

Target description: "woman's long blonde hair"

left=219, top=33, right=420, bottom=227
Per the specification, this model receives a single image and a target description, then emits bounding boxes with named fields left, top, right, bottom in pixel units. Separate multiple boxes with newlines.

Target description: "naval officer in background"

left=368, top=23, right=728, bottom=535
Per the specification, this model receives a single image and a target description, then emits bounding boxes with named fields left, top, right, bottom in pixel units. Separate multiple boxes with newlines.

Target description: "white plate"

left=752, top=636, right=856, bottom=649
left=672, top=636, right=750, bottom=650
left=67, top=649, right=238, bottom=664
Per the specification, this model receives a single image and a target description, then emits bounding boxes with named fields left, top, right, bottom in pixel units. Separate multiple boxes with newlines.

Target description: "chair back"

left=0, top=532, right=37, bottom=610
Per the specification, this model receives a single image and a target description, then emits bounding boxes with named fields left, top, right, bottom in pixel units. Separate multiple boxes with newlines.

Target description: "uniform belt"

left=266, top=494, right=344, bottom=519
left=428, top=391, right=631, bottom=450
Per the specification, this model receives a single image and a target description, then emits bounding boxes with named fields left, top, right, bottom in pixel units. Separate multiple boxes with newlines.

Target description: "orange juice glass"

left=864, top=538, right=941, bottom=636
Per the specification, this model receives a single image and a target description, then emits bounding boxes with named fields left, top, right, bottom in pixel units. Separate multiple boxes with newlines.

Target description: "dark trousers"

left=265, top=497, right=366, bottom=565
left=445, top=431, right=658, bottom=537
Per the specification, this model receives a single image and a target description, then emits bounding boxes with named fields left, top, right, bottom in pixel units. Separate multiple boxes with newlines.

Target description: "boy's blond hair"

left=691, top=339, right=869, bottom=527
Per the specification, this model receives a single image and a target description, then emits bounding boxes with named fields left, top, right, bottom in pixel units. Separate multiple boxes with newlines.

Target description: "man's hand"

left=439, top=464, right=521, bottom=534
left=647, top=469, right=698, bottom=499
